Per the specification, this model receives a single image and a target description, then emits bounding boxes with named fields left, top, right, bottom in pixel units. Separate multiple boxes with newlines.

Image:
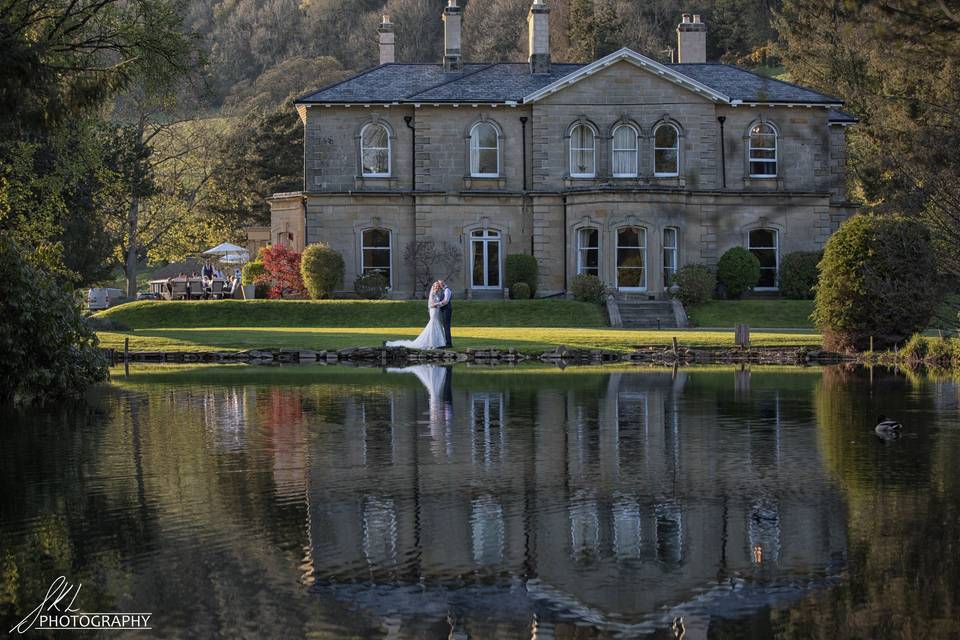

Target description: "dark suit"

left=439, top=286, right=453, bottom=348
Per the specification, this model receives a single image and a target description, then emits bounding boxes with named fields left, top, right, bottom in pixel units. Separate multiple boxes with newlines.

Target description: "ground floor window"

left=748, top=228, right=779, bottom=289
left=471, top=228, right=501, bottom=289
left=361, top=228, right=392, bottom=287
left=577, top=228, right=599, bottom=277
left=616, top=227, right=647, bottom=290
left=663, top=227, right=678, bottom=287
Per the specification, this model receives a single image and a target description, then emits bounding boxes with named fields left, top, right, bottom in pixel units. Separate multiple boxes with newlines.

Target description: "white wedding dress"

left=385, top=295, right=447, bottom=349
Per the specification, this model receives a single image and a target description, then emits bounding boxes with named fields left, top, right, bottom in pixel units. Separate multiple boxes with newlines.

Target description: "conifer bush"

left=300, top=242, right=342, bottom=299
left=780, top=251, right=822, bottom=299
left=505, top=254, right=539, bottom=297
left=813, top=215, right=938, bottom=351
left=510, top=282, right=531, bottom=299
left=716, top=247, right=760, bottom=298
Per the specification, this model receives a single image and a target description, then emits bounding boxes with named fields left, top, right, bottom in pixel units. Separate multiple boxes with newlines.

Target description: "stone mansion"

left=267, top=0, right=857, bottom=298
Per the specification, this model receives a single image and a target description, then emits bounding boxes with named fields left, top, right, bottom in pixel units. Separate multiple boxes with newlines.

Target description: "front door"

left=471, top=229, right=501, bottom=289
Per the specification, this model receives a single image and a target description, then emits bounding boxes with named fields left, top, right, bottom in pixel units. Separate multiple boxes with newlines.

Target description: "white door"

left=471, top=229, right=501, bottom=289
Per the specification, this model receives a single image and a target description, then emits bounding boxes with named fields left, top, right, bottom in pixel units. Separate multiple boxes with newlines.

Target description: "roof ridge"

left=294, top=63, right=385, bottom=103
left=404, top=63, right=498, bottom=101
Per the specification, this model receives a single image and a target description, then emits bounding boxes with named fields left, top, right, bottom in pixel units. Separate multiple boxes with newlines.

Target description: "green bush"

left=510, top=282, right=531, bottom=299
left=925, top=336, right=954, bottom=364
left=242, top=261, right=265, bottom=286
left=669, top=264, right=715, bottom=307
left=0, top=233, right=108, bottom=404
left=900, top=333, right=927, bottom=362
left=780, top=251, right=822, bottom=300
left=717, top=247, right=760, bottom=298
left=354, top=271, right=389, bottom=299
left=813, top=214, right=938, bottom=352
left=571, top=274, right=605, bottom=304
left=300, top=242, right=344, bottom=300
left=505, top=254, right=539, bottom=297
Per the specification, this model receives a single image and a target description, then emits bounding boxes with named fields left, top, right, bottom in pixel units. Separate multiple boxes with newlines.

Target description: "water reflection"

left=0, top=365, right=958, bottom=638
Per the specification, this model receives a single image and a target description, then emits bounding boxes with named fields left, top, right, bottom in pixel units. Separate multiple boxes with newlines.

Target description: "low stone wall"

left=107, top=345, right=848, bottom=367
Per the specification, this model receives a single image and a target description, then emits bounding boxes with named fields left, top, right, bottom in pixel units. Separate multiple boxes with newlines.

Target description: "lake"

left=1, top=364, right=958, bottom=639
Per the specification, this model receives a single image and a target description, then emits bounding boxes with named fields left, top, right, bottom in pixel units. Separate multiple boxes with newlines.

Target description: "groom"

left=434, top=279, right=453, bottom=348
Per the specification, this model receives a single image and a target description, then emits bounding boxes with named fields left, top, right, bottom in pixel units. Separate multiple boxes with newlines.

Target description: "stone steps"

left=617, top=301, right=679, bottom=329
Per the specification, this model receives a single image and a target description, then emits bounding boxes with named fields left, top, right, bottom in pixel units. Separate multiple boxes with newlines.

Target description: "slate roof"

left=296, top=59, right=844, bottom=106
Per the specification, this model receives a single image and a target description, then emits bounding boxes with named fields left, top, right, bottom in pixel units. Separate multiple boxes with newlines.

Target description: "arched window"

left=654, top=123, right=679, bottom=177
left=748, top=122, right=777, bottom=177
left=361, top=228, right=392, bottom=287
left=360, top=123, right=391, bottom=177
left=569, top=124, right=596, bottom=178
left=469, top=122, right=500, bottom=177
left=577, top=228, right=599, bottom=277
left=611, top=124, right=639, bottom=177
left=616, top=227, right=647, bottom=290
left=748, top=228, right=779, bottom=289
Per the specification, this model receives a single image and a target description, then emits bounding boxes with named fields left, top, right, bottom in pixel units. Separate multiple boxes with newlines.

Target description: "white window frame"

left=747, top=228, right=779, bottom=291
left=663, top=227, right=678, bottom=287
left=569, top=123, right=597, bottom=178
left=748, top=122, right=778, bottom=178
left=360, top=123, right=391, bottom=178
left=611, top=124, right=639, bottom=178
left=469, top=122, right=500, bottom=178
left=576, top=227, right=600, bottom=276
left=470, top=228, right=502, bottom=289
left=616, top=226, right=647, bottom=291
left=653, top=123, right=680, bottom=177
left=360, top=228, right=393, bottom=288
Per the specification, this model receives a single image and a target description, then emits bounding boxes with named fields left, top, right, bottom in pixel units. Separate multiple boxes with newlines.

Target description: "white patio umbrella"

left=203, top=242, right=249, bottom=264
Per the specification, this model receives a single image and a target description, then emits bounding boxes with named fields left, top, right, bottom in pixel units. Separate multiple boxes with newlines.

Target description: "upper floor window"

left=612, top=124, right=639, bottom=177
left=469, top=122, right=500, bottom=177
left=360, top=123, right=390, bottom=177
left=654, top=123, right=680, bottom=177
left=569, top=124, right=596, bottom=178
left=749, top=122, right=777, bottom=177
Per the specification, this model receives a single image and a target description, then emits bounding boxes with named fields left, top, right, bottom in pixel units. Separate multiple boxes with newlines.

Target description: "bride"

left=385, top=281, right=447, bottom=349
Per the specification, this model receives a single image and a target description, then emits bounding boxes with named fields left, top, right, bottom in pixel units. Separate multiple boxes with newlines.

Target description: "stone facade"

left=271, top=52, right=856, bottom=299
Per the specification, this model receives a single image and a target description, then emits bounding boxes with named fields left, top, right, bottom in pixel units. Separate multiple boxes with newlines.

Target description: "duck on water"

left=875, top=415, right=903, bottom=440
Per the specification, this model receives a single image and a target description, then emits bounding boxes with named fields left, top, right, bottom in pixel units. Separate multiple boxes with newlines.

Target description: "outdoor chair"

left=210, top=280, right=224, bottom=299
left=188, top=279, right=203, bottom=299
left=171, top=281, right=188, bottom=300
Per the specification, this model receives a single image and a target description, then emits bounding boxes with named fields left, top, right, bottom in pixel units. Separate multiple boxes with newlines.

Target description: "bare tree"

left=403, top=240, right=462, bottom=297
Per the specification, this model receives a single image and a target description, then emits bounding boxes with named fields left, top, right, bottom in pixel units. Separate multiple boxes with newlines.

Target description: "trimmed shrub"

left=669, top=264, right=715, bottom=307
left=571, top=274, right=605, bottom=304
left=0, top=233, right=108, bottom=404
left=241, top=261, right=265, bottom=285
left=354, top=271, right=389, bottom=299
left=511, top=282, right=531, bottom=299
left=300, top=242, right=343, bottom=300
left=717, top=247, right=760, bottom=298
left=813, top=214, right=938, bottom=352
left=780, top=251, right=822, bottom=300
left=505, top=254, right=539, bottom=296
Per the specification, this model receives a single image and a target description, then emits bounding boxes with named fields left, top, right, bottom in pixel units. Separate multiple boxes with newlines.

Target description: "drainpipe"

left=519, top=116, right=528, bottom=191
left=404, top=115, right=416, bottom=189
left=717, top=115, right=727, bottom=189
left=562, top=193, right=568, bottom=294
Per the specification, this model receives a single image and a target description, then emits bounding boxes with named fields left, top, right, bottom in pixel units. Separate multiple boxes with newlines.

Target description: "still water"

left=1, top=365, right=959, bottom=639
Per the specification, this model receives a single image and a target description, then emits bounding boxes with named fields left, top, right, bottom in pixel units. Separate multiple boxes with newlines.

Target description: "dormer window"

left=569, top=123, right=596, bottom=178
left=612, top=124, right=639, bottom=177
left=360, top=123, right=391, bottom=177
left=654, top=123, right=680, bottom=177
left=469, top=122, right=500, bottom=177
left=748, top=122, right=777, bottom=177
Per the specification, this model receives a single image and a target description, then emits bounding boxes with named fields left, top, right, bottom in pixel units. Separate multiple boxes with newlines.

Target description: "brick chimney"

left=527, top=0, right=550, bottom=74
left=378, top=15, right=395, bottom=65
left=676, top=13, right=706, bottom=64
left=443, top=0, right=462, bottom=72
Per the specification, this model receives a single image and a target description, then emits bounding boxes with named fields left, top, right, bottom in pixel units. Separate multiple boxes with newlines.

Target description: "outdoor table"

left=148, top=278, right=230, bottom=300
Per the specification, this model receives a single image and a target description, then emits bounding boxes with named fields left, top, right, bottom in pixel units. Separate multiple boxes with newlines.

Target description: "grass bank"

left=95, top=299, right=607, bottom=329
left=687, top=299, right=815, bottom=328
left=96, top=326, right=822, bottom=354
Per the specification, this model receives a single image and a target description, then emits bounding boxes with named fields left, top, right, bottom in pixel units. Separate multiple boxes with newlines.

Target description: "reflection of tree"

left=794, top=367, right=960, bottom=638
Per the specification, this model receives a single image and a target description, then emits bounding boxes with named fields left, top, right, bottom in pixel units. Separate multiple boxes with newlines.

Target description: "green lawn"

left=96, top=326, right=822, bottom=354
left=687, top=299, right=815, bottom=328
left=96, top=299, right=607, bottom=329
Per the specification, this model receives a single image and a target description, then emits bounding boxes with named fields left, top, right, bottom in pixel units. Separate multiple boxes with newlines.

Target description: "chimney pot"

left=676, top=13, right=707, bottom=63
left=527, top=0, right=551, bottom=74
left=378, top=16, right=395, bottom=65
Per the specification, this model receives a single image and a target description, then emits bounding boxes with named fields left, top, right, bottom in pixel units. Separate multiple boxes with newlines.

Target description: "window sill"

left=743, top=177, right=783, bottom=190
left=355, top=176, right=399, bottom=190
left=462, top=176, right=506, bottom=189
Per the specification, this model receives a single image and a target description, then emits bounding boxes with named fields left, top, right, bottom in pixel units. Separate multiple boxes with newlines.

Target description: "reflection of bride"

left=386, top=364, right=453, bottom=457
left=385, top=282, right=446, bottom=349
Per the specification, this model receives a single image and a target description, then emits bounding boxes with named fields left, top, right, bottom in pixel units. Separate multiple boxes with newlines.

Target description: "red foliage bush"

left=257, top=244, right=305, bottom=299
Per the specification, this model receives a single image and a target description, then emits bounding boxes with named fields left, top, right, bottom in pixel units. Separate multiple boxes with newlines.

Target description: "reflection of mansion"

left=267, top=1, right=856, bottom=297
left=305, top=368, right=847, bottom=636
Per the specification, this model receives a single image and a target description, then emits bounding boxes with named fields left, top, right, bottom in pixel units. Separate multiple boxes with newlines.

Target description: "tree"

left=260, top=244, right=306, bottom=298
left=403, top=240, right=462, bottom=298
